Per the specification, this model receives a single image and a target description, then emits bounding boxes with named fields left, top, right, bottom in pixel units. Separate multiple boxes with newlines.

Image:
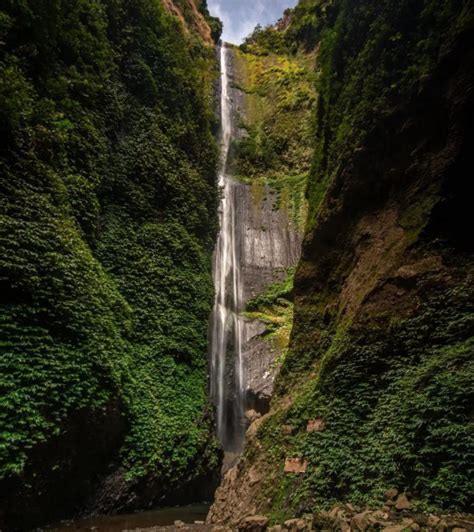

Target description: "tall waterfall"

left=210, top=44, right=246, bottom=453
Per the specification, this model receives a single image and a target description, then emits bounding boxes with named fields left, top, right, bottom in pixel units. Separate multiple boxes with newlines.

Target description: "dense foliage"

left=259, top=280, right=474, bottom=518
left=235, top=0, right=474, bottom=519
left=0, top=0, right=220, bottom=519
left=306, top=0, right=471, bottom=225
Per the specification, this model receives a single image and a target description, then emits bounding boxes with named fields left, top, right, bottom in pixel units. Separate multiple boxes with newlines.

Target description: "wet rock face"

left=210, top=45, right=302, bottom=452
left=217, top=46, right=303, bottom=415
left=235, top=183, right=302, bottom=303
left=235, top=182, right=302, bottom=405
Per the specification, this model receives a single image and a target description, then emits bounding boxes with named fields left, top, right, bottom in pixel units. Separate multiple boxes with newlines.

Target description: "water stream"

left=44, top=505, right=209, bottom=531
left=209, top=43, right=246, bottom=453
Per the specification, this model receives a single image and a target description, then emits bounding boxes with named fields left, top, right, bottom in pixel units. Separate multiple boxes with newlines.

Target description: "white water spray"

left=210, top=44, right=246, bottom=452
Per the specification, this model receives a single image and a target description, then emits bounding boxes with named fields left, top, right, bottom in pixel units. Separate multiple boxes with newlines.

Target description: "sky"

left=207, top=0, right=299, bottom=44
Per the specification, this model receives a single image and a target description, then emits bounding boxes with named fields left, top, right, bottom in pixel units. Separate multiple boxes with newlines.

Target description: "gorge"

left=0, top=0, right=473, bottom=530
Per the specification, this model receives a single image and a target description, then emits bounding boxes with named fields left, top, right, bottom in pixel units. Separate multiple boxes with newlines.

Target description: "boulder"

left=401, top=518, right=415, bottom=528
left=239, top=515, right=269, bottom=531
left=245, top=409, right=261, bottom=423
left=329, top=506, right=346, bottom=520
left=395, top=494, right=411, bottom=511
left=372, top=510, right=389, bottom=522
left=384, top=488, right=399, bottom=500
left=351, top=511, right=375, bottom=531
left=312, top=512, right=337, bottom=530
left=306, top=418, right=326, bottom=432
left=248, top=466, right=262, bottom=486
left=437, top=520, right=448, bottom=531
left=340, top=521, right=351, bottom=532
left=283, top=518, right=307, bottom=531
left=284, top=458, right=308, bottom=474
left=427, top=515, right=441, bottom=527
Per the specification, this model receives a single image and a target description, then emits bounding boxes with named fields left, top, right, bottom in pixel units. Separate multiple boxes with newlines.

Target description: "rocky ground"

left=126, top=511, right=474, bottom=532
left=125, top=491, right=474, bottom=531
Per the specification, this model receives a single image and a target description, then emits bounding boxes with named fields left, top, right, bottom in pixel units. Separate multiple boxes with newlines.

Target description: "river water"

left=44, top=505, right=209, bottom=531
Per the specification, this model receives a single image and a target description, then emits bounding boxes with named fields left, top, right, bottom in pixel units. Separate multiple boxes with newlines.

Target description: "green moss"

left=399, top=187, right=441, bottom=246
left=230, top=45, right=315, bottom=229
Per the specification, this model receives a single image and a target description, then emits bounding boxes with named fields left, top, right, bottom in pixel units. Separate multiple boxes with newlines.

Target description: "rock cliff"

left=211, top=45, right=304, bottom=441
left=209, top=0, right=474, bottom=525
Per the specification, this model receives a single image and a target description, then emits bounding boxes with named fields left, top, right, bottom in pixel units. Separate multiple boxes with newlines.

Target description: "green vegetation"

left=197, top=0, right=223, bottom=42
left=1, top=0, right=473, bottom=524
left=0, top=0, right=220, bottom=514
left=305, top=0, right=471, bottom=226
left=234, top=0, right=474, bottom=519
left=230, top=43, right=315, bottom=229
left=256, top=280, right=474, bottom=518
left=244, top=270, right=295, bottom=362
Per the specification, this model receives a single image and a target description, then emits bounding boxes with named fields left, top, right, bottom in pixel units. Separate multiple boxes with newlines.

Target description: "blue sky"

left=207, top=0, right=299, bottom=44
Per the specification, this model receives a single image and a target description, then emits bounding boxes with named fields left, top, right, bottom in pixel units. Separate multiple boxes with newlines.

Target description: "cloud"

left=207, top=0, right=298, bottom=44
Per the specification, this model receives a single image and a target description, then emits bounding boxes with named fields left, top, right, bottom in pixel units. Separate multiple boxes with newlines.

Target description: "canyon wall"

left=209, top=0, right=474, bottom=525
left=225, top=44, right=313, bottom=413
left=210, top=46, right=304, bottom=455
left=0, top=1, right=221, bottom=529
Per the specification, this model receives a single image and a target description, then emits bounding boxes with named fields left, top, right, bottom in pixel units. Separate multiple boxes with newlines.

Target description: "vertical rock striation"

left=210, top=44, right=303, bottom=453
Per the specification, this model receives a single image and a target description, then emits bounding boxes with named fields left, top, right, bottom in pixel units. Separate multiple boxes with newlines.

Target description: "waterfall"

left=210, top=44, right=246, bottom=453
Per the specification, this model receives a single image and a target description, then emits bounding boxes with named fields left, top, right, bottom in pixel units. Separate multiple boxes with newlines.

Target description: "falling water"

left=210, top=44, right=246, bottom=453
